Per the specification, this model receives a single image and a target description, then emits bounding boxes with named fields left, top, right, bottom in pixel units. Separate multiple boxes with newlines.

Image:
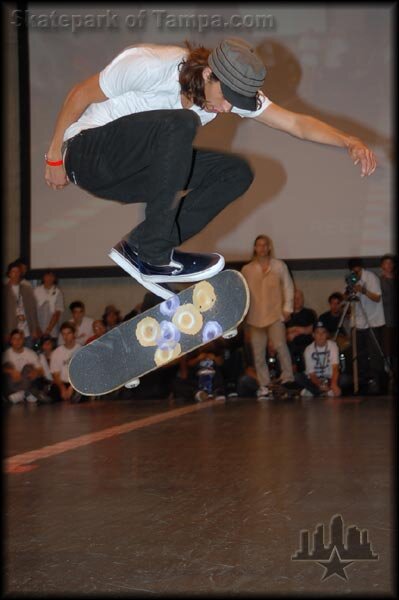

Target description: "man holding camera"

left=345, top=258, right=385, bottom=394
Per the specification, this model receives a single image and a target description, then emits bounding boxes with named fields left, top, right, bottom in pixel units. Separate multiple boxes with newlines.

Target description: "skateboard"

left=68, top=270, right=250, bottom=396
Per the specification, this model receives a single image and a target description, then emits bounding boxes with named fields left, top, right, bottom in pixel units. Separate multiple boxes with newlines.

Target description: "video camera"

left=345, top=270, right=360, bottom=296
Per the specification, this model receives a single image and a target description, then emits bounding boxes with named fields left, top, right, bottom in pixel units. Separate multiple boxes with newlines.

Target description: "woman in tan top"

left=241, top=235, right=298, bottom=399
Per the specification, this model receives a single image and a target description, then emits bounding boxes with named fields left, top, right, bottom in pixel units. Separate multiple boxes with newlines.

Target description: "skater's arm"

left=255, top=103, right=376, bottom=177
left=45, top=73, right=108, bottom=190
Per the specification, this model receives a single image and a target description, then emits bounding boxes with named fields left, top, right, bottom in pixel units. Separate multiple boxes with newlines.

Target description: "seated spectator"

left=34, top=269, right=64, bottom=343
left=59, top=300, right=94, bottom=346
left=2, top=329, right=44, bottom=404
left=86, top=320, right=107, bottom=345
left=172, top=341, right=226, bottom=402
left=4, top=260, right=41, bottom=349
left=318, top=291, right=350, bottom=353
left=50, top=322, right=83, bottom=402
left=286, top=289, right=317, bottom=372
left=318, top=292, right=347, bottom=336
left=295, top=322, right=351, bottom=397
left=102, top=304, right=122, bottom=331
left=37, top=335, right=56, bottom=383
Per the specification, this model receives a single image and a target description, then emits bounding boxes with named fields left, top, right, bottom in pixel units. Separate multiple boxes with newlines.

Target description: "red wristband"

left=45, top=154, right=63, bottom=167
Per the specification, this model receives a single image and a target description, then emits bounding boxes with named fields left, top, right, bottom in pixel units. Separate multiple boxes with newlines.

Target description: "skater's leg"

left=175, top=149, right=254, bottom=243
left=65, top=109, right=200, bottom=264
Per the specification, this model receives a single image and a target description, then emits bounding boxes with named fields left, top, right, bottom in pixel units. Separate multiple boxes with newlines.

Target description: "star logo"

left=317, top=547, right=354, bottom=581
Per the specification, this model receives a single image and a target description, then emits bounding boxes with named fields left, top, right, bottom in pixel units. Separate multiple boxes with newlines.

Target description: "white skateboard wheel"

left=125, top=378, right=140, bottom=389
left=223, top=328, right=238, bottom=339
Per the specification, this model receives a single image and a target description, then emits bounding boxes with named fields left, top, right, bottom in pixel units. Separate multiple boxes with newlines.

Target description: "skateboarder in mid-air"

left=45, top=38, right=376, bottom=299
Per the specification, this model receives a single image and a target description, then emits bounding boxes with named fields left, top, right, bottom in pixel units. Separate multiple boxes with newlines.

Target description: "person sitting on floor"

left=2, top=329, right=45, bottom=404
left=85, top=319, right=107, bottom=345
left=50, top=322, right=83, bottom=402
left=102, top=304, right=122, bottom=331
left=295, top=321, right=351, bottom=397
left=286, top=288, right=317, bottom=372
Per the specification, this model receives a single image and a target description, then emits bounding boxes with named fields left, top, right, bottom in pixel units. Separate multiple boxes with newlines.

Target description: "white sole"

left=108, top=249, right=175, bottom=300
left=141, top=254, right=225, bottom=283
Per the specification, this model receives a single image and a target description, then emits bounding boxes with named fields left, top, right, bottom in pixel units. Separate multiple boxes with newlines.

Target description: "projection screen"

left=23, top=4, right=393, bottom=271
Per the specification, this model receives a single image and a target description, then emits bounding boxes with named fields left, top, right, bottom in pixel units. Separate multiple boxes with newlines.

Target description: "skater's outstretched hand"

left=347, top=138, right=377, bottom=177
left=255, top=103, right=377, bottom=177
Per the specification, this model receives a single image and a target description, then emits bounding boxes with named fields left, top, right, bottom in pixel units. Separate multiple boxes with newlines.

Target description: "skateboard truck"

left=223, top=328, right=238, bottom=339
left=125, top=377, right=140, bottom=389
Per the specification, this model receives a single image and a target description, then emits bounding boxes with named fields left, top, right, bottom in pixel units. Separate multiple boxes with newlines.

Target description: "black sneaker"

left=140, top=249, right=224, bottom=283
left=109, top=241, right=176, bottom=300
left=109, top=241, right=224, bottom=299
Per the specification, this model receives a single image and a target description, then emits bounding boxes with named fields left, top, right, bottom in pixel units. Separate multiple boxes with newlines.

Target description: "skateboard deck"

left=69, top=270, right=250, bottom=396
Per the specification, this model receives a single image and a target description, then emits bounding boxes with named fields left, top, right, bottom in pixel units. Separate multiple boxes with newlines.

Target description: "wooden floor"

left=4, top=394, right=394, bottom=596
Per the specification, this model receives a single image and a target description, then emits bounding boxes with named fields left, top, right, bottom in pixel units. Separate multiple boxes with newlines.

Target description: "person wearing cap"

left=44, top=39, right=376, bottom=299
left=297, top=321, right=345, bottom=397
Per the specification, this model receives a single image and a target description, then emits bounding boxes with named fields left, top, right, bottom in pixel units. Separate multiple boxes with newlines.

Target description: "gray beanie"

left=208, top=38, right=266, bottom=110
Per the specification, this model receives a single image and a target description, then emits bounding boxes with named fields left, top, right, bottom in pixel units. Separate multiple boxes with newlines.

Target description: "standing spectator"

left=2, top=329, right=44, bottom=403
left=86, top=320, right=107, bottom=345
left=346, top=258, right=385, bottom=393
left=50, top=322, right=82, bottom=402
left=241, top=234, right=298, bottom=399
left=13, top=258, right=32, bottom=286
left=34, top=269, right=65, bottom=342
left=4, top=261, right=41, bottom=349
left=102, top=304, right=122, bottom=331
left=59, top=300, right=94, bottom=346
left=286, top=289, right=317, bottom=372
left=295, top=322, right=347, bottom=397
left=379, top=253, right=396, bottom=384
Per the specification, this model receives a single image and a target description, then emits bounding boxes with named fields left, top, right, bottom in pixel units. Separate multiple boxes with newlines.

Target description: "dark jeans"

left=65, top=109, right=254, bottom=264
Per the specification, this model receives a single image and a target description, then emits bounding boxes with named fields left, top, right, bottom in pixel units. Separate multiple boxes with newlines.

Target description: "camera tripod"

left=333, top=295, right=393, bottom=394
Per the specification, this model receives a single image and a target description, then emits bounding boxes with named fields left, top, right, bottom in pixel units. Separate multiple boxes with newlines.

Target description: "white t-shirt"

left=50, top=343, right=81, bottom=383
left=304, top=340, right=339, bottom=380
left=64, top=44, right=272, bottom=141
left=2, top=347, right=41, bottom=372
left=351, top=269, right=385, bottom=329
left=39, top=353, right=53, bottom=382
left=34, top=285, right=65, bottom=338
